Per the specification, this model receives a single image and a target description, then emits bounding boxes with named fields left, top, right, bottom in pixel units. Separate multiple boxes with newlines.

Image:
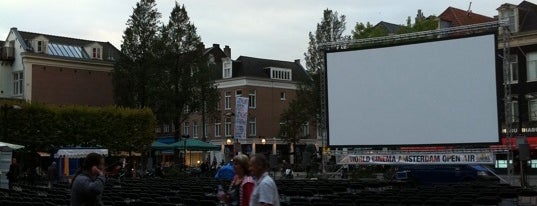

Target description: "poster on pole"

left=235, top=97, right=249, bottom=139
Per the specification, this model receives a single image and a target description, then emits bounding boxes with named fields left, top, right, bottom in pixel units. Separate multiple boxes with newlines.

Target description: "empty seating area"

left=0, top=177, right=536, bottom=205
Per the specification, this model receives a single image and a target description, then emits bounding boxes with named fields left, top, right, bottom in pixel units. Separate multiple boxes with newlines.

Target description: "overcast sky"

left=0, top=0, right=530, bottom=65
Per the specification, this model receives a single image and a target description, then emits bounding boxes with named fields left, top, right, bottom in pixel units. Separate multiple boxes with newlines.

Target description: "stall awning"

left=151, top=141, right=176, bottom=150
left=170, top=139, right=220, bottom=151
left=0, top=141, right=25, bottom=150
left=54, top=148, right=108, bottom=158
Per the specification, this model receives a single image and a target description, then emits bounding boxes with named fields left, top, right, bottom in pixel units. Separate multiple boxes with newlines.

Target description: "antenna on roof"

left=467, top=2, right=472, bottom=16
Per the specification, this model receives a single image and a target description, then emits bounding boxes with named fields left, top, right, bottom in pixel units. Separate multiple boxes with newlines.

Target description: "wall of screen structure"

left=326, top=33, right=499, bottom=146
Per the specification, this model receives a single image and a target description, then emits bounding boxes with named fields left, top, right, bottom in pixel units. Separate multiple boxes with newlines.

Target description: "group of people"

left=218, top=153, right=280, bottom=206
left=6, top=158, right=60, bottom=190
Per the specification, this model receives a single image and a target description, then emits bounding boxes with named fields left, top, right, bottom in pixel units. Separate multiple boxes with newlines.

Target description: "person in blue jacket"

left=215, top=160, right=235, bottom=181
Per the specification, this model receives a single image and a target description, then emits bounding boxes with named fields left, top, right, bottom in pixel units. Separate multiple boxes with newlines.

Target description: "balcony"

left=0, top=47, right=15, bottom=61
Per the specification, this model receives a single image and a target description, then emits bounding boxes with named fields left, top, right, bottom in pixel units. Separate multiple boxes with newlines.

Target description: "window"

left=225, top=118, right=232, bottom=137
left=495, top=160, right=510, bottom=168
left=155, top=127, right=162, bottom=133
left=216, top=98, right=221, bottom=111
left=183, top=122, right=190, bottom=136
left=280, top=92, right=286, bottom=100
left=215, top=122, right=221, bottom=137
left=92, top=47, right=101, bottom=59
left=249, top=90, right=256, bottom=108
left=301, top=123, right=310, bottom=137
left=531, top=160, right=537, bottom=169
left=171, top=123, right=176, bottom=132
left=249, top=118, right=256, bottom=136
left=279, top=122, right=288, bottom=137
left=37, top=41, right=46, bottom=53
left=13, top=72, right=23, bottom=96
left=528, top=52, right=537, bottom=82
left=163, top=124, right=170, bottom=133
left=184, top=105, right=190, bottom=113
left=193, top=122, right=199, bottom=138
left=507, top=100, right=519, bottom=123
left=235, top=89, right=242, bottom=97
left=225, top=91, right=231, bottom=110
left=529, top=99, right=537, bottom=121
left=508, top=55, right=518, bottom=83
left=223, top=62, right=232, bottom=78
left=270, top=68, right=292, bottom=80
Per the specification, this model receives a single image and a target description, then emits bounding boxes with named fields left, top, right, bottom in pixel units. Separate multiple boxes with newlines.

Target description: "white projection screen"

left=326, top=34, right=499, bottom=147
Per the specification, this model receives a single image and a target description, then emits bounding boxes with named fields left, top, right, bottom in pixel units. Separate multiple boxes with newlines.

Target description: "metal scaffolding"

left=317, top=20, right=514, bottom=183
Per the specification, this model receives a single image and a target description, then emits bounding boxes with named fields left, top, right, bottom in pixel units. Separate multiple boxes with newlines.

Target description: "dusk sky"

left=0, top=0, right=529, bottom=66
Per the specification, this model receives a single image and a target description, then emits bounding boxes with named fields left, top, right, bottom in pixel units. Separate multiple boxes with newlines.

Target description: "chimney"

left=212, top=43, right=220, bottom=49
left=294, top=59, right=300, bottom=64
left=224, top=45, right=231, bottom=57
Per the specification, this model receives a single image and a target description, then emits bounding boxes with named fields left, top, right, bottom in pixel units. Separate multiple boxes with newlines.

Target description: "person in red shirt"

left=218, top=154, right=255, bottom=206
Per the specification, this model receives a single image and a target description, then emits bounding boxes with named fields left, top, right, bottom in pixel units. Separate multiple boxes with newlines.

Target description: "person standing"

left=6, top=158, right=20, bottom=190
left=218, top=154, right=255, bottom=206
left=47, top=162, right=59, bottom=189
left=70, top=153, right=106, bottom=206
left=249, top=154, right=280, bottom=206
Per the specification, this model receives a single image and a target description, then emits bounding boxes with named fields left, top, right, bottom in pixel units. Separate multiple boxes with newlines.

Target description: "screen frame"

left=324, top=31, right=501, bottom=148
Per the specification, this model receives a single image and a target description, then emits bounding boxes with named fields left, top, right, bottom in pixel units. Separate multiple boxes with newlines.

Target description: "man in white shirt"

left=249, top=154, right=280, bottom=206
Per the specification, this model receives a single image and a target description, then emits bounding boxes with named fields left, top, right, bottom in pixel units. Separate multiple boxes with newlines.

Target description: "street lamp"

left=226, top=138, right=232, bottom=145
left=261, top=138, right=266, bottom=145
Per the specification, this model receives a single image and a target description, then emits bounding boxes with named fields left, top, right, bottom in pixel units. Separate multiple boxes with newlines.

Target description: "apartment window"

left=163, top=124, right=170, bottom=133
left=529, top=99, right=537, bottom=121
left=279, top=122, right=288, bottom=137
left=183, top=122, right=190, bottom=136
left=225, top=118, right=232, bottom=137
left=184, top=105, right=190, bottom=113
left=280, top=92, right=286, bottom=100
left=527, top=52, right=537, bottom=82
left=37, top=41, right=46, bottom=53
left=224, top=91, right=231, bottom=110
left=270, top=68, right=292, bottom=80
left=508, top=55, right=518, bottom=83
left=301, top=123, right=310, bottom=137
left=216, top=98, right=221, bottom=111
left=223, top=62, right=232, bottom=78
left=92, top=47, right=101, bottom=59
left=235, top=89, right=242, bottom=97
left=248, top=118, right=256, bottom=136
left=171, top=123, right=176, bottom=132
left=215, top=122, right=221, bottom=137
left=507, top=100, right=519, bottom=123
left=249, top=90, right=256, bottom=108
left=193, top=122, right=199, bottom=138
left=155, top=127, right=162, bottom=133
left=13, top=72, right=23, bottom=96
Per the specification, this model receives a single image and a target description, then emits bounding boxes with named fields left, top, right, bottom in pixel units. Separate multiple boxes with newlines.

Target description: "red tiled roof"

left=439, top=6, right=495, bottom=27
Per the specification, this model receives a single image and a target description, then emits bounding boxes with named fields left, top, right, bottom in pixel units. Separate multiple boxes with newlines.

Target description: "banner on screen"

left=339, top=153, right=495, bottom=165
left=234, top=97, right=249, bottom=139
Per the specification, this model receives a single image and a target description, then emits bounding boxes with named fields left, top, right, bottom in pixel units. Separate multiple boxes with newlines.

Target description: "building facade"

left=155, top=44, right=320, bottom=165
left=0, top=27, right=118, bottom=106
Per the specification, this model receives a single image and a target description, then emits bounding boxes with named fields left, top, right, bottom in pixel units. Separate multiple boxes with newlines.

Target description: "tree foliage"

left=113, top=0, right=161, bottom=109
left=280, top=9, right=348, bottom=144
left=113, top=1, right=219, bottom=135
left=0, top=100, right=156, bottom=153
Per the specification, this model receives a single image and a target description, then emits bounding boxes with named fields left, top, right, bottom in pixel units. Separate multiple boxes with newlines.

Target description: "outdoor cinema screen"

left=326, top=33, right=499, bottom=146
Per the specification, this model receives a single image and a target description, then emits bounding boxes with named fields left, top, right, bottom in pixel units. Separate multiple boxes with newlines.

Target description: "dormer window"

left=270, top=67, right=292, bottom=81
left=92, top=47, right=101, bottom=59
left=36, top=40, right=47, bottom=53
left=223, top=58, right=232, bottom=79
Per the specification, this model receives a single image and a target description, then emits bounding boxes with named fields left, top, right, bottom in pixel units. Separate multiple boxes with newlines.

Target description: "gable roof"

left=14, top=28, right=119, bottom=62
left=439, top=7, right=495, bottom=27
left=517, top=0, right=537, bottom=32
left=374, top=21, right=403, bottom=34
left=233, top=56, right=309, bottom=82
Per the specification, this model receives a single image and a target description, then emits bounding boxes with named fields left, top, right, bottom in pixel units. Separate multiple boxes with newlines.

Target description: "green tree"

left=351, top=22, right=389, bottom=39
left=113, top=0, right=161, bottom=108
left=154, top=3, right=219, bottom=140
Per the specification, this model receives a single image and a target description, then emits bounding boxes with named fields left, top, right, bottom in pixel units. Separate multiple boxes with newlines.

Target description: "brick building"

left=156, top=44, right=320, bottom=165
left=0, top=27, right=118, bottom=106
